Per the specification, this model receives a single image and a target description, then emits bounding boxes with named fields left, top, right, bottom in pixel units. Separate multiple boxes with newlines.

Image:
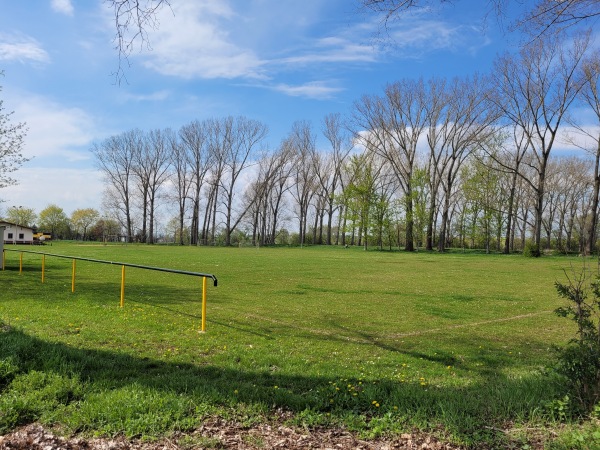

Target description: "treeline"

left=3, top=205, right=119, bottom=241
left=88, top=33, right=600, bottom=254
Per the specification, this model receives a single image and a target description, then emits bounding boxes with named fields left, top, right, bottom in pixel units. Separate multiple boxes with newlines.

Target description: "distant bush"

left=523, top=241, right=541, bottom=257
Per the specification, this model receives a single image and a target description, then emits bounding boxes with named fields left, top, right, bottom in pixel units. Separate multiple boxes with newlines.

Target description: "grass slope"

left=0, top=243, right=597, bottom=447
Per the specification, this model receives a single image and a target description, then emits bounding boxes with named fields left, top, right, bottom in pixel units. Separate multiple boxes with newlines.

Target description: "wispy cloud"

left=125, top=0, right=487, bottom=100
left=140, top=1, right=265, bottom=80
left=8, top=92, right=98, bottom=162
left=0, top=33, right=50, bottom=64
left=387, top=18, right=491, bottom=57
left=271, top=81, right=344, bottom=99
left=279, top=37, right=378, bottom=66
left=51, top=0, right=74, bottom=16
left=122, top=90, right=171, bottom=102
left=137, top=0, right=376, bottom=82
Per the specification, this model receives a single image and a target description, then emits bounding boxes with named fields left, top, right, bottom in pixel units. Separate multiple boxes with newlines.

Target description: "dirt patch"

left=0, top=421, right=464, bottom=450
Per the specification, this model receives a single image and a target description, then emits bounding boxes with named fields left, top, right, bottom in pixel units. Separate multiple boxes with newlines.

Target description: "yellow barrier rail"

left=2, top=248, right=218, bottom=332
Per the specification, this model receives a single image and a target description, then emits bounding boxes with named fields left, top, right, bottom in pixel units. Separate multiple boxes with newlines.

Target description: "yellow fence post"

left=201, top=276, right=207, bottom=332
left=120, top=265, right=125, bottom=308
left=71, top=259, right=76, bottom=293
left=19, top=252, right=23, bottom=275
left=42, top=254, right=45, bottom=283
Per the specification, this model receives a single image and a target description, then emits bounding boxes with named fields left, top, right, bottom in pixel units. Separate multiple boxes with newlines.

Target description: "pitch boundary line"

left=242, top=310, right=555, bottom=343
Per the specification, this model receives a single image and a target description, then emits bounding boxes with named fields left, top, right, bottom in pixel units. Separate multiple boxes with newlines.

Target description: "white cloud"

left=51, top=0, right=74, bottom=16
left=271, top=81, right=344, bottom=99
left=0, top=167, right=103, bottom=215
left=122, top=90, right=171, bottom=102
left=137, top=0, right=374, bottom=81
left=0, top=92, right=107, bottom=214
left=0, top=33, right=50, bottom=64
left=558, top=125, right=600, bottom=154
left=279, top=37, right=378, bottom=66
left=11, top=94, right=97, bottom=162
left=140, top=1, right=265, bottom=80
left=387, top=19, right=491, bottom=57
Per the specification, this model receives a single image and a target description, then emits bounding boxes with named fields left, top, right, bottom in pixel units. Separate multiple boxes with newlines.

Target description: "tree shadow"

left=0, top=269, right=560, bottom=446
left=0, top=312, right=560, bottom=447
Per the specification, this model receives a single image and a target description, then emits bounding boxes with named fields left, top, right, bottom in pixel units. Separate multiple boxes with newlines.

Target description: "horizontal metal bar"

left=4, top=248, right=218, bottom=287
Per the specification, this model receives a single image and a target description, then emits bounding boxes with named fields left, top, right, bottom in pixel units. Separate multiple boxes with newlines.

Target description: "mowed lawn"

left=0, top=243, right=590, bottom=447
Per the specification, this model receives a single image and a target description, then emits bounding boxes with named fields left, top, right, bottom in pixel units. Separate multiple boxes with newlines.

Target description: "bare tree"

left=565, top=51, right=600, bottom=254
left=245, top=144, right=294, bottom=246
left=106, top=0, right=171, bottom=82
left=353, top=78, right=429, bottom=251
left=288, top=121, right=318, bottom=246
left=426, top=75, right=498, bottom=252
left=201, top=119, right=227, bottom=245
left=361, top=0, right=600, bottom=38
left=423, top=77, right=451, bottom=251
left=168, top=130, right=191, bottom=245
left=551, top=156, right=591, bottom=252
left=516, top=0, right=600, bottom=38
left=179, top=120, right=211, bottom=245
left=92, top=129, right=140, bottom=242
left=485, top=72, right=533, bottom=255
left=131, top=129, right=171, bottom=243
left=321, top=113, right=353, bottom=245
left=493, top=32, right=591, bottom=253
left=218, top=116, right=268, bottom=246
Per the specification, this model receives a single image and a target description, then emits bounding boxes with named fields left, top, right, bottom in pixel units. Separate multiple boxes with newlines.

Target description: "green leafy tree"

left=4, top=206, right=36, bottom=228
left=88, top=217, right=122, bottom=242
left=460, top=157, right=504, bottom=253
left=342, top=154, right=381, bottom=250
left=38, top=204, right=70, bottom=239
left=70, top=208, right=99, bottom=241
left=410, top=167, right=430, bottom=248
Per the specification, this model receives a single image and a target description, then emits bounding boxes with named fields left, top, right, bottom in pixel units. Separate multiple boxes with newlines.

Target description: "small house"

left=0, top=221, right=34, bottom=244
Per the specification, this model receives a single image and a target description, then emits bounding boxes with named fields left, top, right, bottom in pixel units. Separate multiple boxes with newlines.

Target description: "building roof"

left=0, top=221, right=34, bottom=231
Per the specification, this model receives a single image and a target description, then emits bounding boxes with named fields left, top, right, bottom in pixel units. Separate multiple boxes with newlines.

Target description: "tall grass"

left=0, top=243, right=594, bottom=447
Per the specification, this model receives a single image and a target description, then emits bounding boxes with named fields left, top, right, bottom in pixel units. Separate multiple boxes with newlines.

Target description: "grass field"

left=1, top=242, right=599, bottom=448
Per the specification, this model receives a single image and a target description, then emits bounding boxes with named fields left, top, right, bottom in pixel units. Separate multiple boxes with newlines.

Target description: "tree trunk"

left=404, top=189, right=415, bottom=251
left=586, top=146, right=600, bottom=255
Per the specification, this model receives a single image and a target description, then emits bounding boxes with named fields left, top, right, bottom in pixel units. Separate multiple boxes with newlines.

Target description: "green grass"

left=0, top=242, right=598, bottom=447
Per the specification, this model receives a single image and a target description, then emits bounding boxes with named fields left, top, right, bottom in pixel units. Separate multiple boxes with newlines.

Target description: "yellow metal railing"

left=3, top=248, right=218, bottom=332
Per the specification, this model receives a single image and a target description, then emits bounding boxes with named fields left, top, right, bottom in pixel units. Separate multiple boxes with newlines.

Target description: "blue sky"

left=0, top=0, right=529, bottom=215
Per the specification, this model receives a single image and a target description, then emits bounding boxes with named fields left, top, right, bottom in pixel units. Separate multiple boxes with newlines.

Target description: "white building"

left=0, top=221, right=34, bottom=244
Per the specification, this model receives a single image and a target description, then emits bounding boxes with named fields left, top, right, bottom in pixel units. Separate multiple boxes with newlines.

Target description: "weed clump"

left=553, top=266, right=600, bottom=415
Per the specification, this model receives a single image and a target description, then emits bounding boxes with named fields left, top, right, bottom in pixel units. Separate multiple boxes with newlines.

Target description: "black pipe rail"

left=3, top=248, right=218, bottom=286
left=2, top=248, right=218, bottom=332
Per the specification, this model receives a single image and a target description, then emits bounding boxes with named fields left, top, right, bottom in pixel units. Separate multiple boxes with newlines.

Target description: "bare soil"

left=0, top=421, right=464, bottom=450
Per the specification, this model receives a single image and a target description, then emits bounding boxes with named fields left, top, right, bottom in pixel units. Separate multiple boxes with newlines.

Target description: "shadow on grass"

left=0, top=318, right=561, bottom=447
left=0, top=268, right=561, bottom=447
